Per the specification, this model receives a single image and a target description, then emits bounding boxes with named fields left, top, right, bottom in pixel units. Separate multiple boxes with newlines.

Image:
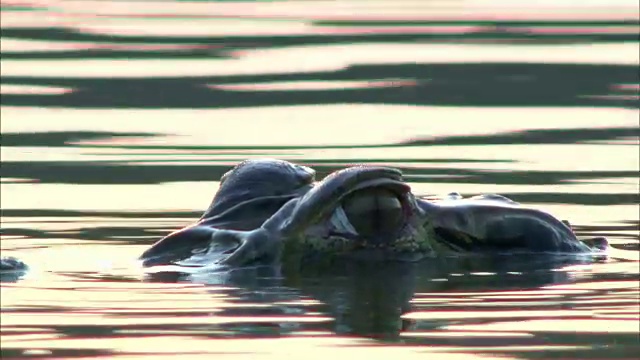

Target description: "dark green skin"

left=138, top=159, right=608, bottom=270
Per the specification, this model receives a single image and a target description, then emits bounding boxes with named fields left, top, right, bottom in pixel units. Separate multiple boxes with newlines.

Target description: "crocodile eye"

left=342, top=187, right=404, bottom=239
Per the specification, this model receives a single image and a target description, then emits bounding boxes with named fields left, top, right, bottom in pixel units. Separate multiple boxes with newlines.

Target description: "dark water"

left=1, top=1, right=639, bottom=358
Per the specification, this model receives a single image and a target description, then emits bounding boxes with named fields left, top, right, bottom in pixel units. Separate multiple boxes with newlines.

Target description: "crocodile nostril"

left=342, top=187, right=404, bottom=241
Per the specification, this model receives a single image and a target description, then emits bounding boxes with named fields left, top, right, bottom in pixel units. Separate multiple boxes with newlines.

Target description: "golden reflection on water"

left=2, top=0, right=639, bottom=359
left=3, top=43, right=639, bottom=78
left=1, top=106, right=637, bottom=144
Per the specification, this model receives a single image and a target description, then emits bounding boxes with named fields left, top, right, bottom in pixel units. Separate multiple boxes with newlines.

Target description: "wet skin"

left=138, top=159, right=608, bottom=270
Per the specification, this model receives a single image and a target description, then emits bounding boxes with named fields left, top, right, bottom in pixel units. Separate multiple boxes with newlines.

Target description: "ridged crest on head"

left=202, top=159, right=315, bottom=220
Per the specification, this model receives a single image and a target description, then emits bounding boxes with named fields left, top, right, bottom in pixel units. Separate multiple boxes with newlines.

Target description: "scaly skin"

left=283, top=221, right=436, bottom=262
left=1, top=160, right=609, bottom=277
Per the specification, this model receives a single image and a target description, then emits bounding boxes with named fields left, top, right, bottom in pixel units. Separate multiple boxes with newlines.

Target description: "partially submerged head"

left=142, top=159, right=316, bottom=268
left=140, top=162, right=432, bottom=269
left=275, top=165, right=433, bottom=260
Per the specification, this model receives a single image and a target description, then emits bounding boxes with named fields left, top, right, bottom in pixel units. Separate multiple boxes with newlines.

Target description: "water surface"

left=1, top=1, right=639, bottom=358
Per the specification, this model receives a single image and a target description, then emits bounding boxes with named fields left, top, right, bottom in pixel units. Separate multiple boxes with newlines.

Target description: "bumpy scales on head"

left=139, top=160, right=608, bottom=270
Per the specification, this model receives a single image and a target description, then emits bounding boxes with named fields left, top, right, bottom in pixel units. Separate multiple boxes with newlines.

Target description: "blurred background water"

left=1, top=0, right=639, bottom=358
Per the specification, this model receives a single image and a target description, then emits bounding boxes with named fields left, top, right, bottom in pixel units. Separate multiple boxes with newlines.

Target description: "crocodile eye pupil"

left=342, top=187, right=403, bottom=239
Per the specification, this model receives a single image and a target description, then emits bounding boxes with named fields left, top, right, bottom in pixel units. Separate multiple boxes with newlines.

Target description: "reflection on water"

left=1, top=0, right=639, bottom=359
